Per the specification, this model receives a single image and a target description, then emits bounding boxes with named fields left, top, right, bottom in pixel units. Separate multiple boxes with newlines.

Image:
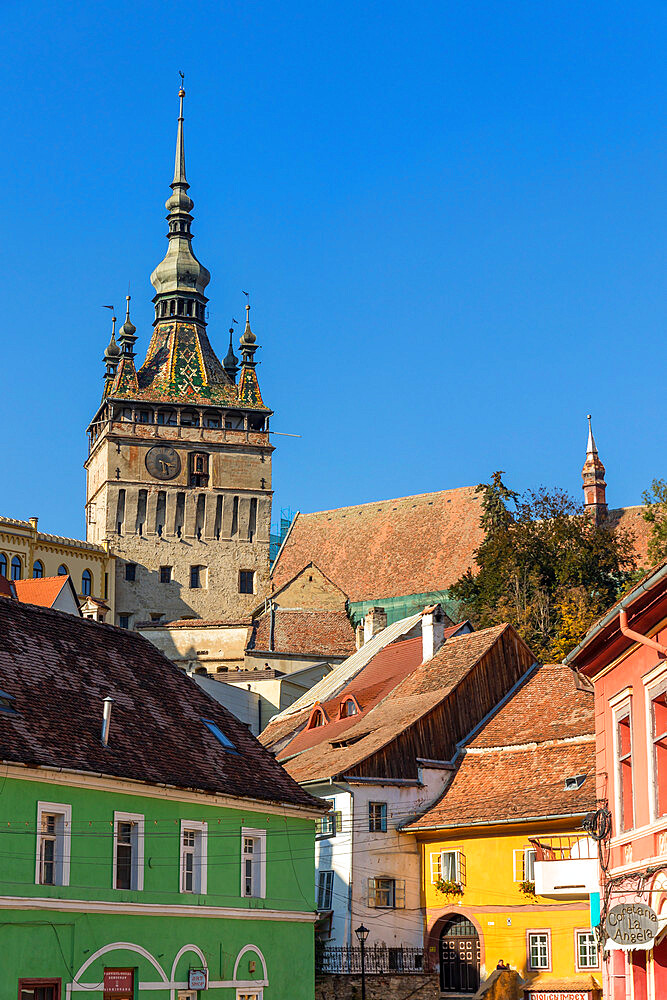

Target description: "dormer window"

left=339, top=698, right=359, bottom=719
left=308, top=706, right=328, bottom=729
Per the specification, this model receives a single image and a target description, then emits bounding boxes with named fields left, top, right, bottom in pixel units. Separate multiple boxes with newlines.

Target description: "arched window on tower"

left=81, top=569, right=92, bottom=596
left=57, top=564, right=68, bottom=576
left=0, top=553, right=7, bottom=577
left=32, top=560, right=44, bottom=579
left=181, top=410, right=200, bottom=428
left=157, top=409, right=177, bottom=426
left=11, top=556, right=22, bottom=581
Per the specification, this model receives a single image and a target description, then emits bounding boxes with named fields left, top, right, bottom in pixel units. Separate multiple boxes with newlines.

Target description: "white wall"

left=192, top=673, right=261, bottom=735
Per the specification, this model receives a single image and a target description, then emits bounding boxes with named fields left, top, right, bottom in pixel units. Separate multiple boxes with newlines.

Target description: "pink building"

left=567, top=559, right=667, bottom=999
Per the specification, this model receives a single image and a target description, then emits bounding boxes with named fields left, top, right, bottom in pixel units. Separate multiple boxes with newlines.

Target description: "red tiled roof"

left=405, top=663, right=595, bottom=829
left=271, top=487, right=485, bottom=602
left=13, top=576, right=70, bottom=608
left=248, top=608, right=356, bottom=658
left=278, top=635, right=424, bottom=758
left=139, top=617, right=252, bottom=629
left=0, top=598, right=318, bottom=810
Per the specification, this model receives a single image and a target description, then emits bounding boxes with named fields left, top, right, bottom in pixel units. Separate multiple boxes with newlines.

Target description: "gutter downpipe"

left=565, top=562, right=667, bottom=665
left=619, top=608, right=667, bottom=656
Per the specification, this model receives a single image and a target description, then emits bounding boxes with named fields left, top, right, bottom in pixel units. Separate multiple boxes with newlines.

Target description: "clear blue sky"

left=2, top=1, right=666, bottom=538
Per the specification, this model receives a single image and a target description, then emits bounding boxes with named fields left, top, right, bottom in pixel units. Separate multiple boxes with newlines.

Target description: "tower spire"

left=150, top=79, right=210, bottom=318
left=582, top=414, right=607, bottom=524
left=224, top=320, right=239, bottom=381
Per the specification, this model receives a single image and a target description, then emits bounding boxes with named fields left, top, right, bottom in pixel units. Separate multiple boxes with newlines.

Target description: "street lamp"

left=355, top=924, right=370, bottom=1000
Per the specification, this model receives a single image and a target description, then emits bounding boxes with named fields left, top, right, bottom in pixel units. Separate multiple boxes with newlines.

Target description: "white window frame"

left=236, top=991, right=263, bottom=1000
left=611, top=692, right=635, bottom=833
left=644, top=667, right=667, bottom=822
left=431, top=849, right=464, bottom=883
left=513, top=846, right=536, bottom=882
left=317, top=869, right=334, bottom=909
left=35, top=801, right=71, bottom=887
left=241, top=827, right=266, bottom=899
left=527, top=930, right=551, bottom=971
left=575, top=928, right=599, bottom=971
left=180, top=820, right=207, bottom=895
left=113, top=810, right=144, bottom=891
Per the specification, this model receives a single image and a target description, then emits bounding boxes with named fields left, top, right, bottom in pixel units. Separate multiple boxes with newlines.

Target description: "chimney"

left=355, top=622, right=365, bottom=650
left=422, top=604, right=446, bottom=662
left=101, top=696, right=114, bottom=746
left=363, top=607, right=387, bottom=644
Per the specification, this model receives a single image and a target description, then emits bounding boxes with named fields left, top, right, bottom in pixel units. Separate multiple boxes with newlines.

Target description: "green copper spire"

left=150, top=79, right=210, bottom=309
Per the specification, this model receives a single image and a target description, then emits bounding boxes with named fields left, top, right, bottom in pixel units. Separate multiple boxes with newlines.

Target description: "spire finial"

left=586, top=413, right=597, bottom=456
left=223, top=318, right=239, bottom=381
left=173, top=73, right=187, bottom=186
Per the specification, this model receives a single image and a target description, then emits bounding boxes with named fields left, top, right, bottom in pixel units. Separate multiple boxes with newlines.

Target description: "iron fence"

left=316, top=945, right=425, bottom=975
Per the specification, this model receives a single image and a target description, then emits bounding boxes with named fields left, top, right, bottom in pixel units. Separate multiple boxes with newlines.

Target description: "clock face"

left=145, top=445, right=181, bottom=480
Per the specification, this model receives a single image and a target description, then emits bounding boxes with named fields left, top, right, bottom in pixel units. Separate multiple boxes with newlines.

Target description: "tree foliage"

left=450, top=472, right=637, bottom=660
left=642, top=478, right=667, bottom=565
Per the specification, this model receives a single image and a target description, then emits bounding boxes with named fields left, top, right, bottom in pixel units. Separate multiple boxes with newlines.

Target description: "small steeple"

left=118, top=295, right=137, bottom=357
left=102, top=313, right=121, bottom=396
left=223, top=321, right=239, bottom=381
left=240, top=302, right=258, bottom=367
left=582, top=414, right=607, bottom=524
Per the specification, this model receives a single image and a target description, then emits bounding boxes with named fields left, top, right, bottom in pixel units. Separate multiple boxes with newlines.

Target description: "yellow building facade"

left=0, top=515, right=115, bottom=615
left=415, top=819, right=599, bottom=992
left=404, top=663, right=603, bottom=997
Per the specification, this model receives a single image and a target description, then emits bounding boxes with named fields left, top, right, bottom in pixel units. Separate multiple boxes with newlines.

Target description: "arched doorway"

left=439, top=914, right=480, bottom=994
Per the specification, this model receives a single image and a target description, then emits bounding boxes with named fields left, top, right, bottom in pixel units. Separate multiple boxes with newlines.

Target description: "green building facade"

left=4, top=769, right=316, bottom=1000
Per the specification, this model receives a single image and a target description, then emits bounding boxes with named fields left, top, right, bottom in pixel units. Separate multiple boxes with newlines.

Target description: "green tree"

left=642, top=478, right=667, bottom=564
left=450, top=472, right=637, bottom=660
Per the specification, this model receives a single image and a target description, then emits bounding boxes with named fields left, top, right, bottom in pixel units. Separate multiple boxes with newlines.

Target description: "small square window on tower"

left=160, top=565, right=172, bottom=583
left=125, top=563, right=136, bottom=582
left=189, top=452, right=209, bottom=487
left=239, top=570, right=255, bottom=594
left=190, top=565, right=207, bottom=589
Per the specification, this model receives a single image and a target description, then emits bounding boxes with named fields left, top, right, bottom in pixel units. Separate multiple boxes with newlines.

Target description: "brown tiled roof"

left=405, top=663, right=595, bottom=829
left=607, top=505, right=651, bottom=567
left=468, top=663, right=594, bottom=748
left=248, top=608, right=356, bottom=658
left=13, top=576, right=71, bottom=608
left=0, top=598, right=318, bottom=810
left=271, top=487, right=485, bottom=602
left=273, top=623, right=532, bottom=783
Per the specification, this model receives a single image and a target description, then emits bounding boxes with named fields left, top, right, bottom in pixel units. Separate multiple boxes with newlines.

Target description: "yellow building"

left=0, top=514, right=115, bottom=617
left=404, top=664, right=602, bottom=997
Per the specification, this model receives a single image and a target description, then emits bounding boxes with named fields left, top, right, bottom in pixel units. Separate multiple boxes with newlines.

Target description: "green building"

left=0, top=595, right=321, bottom=1000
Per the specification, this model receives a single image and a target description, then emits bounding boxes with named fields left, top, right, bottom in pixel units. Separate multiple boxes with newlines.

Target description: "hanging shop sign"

left=604, top=901, right=659, bottom=950
left=188, top=969, right=208, bottom=990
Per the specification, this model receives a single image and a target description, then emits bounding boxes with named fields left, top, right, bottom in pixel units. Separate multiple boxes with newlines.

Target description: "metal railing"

left=529, top=834, right=596, bottom=861
left=316, top=946, right=425, bottom=975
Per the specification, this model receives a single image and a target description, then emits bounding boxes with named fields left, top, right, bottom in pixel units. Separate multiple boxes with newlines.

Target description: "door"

left=439, top=915, right=481, bottom=994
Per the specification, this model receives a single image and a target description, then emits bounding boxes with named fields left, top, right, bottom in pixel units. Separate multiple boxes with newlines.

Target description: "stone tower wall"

left=85, top=415, right=272, bottom=625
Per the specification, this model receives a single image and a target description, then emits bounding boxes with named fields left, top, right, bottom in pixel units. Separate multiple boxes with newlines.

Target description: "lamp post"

left=355, top=923, right=369, bottom=1000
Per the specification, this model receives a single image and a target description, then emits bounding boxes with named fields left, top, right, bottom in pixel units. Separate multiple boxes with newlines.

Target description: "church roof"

left=271, top=486, right=485, bottom=603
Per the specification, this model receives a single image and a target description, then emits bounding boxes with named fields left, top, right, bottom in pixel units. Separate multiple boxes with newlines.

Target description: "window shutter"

left=457, top=851, right=466, bottom=886
left=395, top=879, right=406, bottom=908
left=368, top=877, right=377, bottom=907
left=430, top=852, right=441, bottom=883
left=335, top=811, right=343, bottom=833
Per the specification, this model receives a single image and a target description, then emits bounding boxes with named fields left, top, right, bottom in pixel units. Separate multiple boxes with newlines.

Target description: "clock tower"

left=85, top=85, right=273, bottom=627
